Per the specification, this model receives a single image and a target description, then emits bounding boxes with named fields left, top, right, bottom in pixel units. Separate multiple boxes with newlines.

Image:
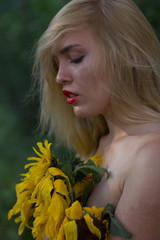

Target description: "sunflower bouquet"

left=8, top=140, right=131, bottom=240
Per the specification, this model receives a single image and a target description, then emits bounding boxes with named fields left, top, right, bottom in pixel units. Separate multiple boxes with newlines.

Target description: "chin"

left=74, top=111, right=88, bottom=118
left=73, top=107, right=97, bottom=118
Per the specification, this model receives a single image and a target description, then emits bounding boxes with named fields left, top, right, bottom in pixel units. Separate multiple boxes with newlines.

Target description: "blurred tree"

left=0, top=0, right=69, bottom=133
left=0, top=1, right=69, bottom=240
left=135, top=0, right=160, bottom=39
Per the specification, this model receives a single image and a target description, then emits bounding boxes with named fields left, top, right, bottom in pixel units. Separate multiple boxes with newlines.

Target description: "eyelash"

left=70, top=56, right=84, bottom=63
left=52, top=55, right=84, bottom=72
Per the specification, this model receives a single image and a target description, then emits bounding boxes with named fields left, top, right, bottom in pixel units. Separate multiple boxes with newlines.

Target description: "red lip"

left=62, top=90, right=78, bottom=104
left=62, top=90, right=74, bottom=97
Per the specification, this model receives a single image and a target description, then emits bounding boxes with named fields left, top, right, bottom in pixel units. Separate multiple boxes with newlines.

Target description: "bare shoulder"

left=109, top=133, right=160, bottom=240
left=143, top=131, right=160, bottom=152
left=134, top=132, right=160, bottom=172
left=134, top=133, right=160, bottom=176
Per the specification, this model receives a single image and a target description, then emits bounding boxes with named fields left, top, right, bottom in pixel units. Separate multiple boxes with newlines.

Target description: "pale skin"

left=44, top=28, right=160, bottom=239
left=87, top=120, right=160, bottom=240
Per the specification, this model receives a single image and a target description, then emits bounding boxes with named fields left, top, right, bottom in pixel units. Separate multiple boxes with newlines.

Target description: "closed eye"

left=70, top=56, right=84, bottom=63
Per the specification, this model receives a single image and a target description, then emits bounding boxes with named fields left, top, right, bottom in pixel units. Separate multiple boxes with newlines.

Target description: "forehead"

left=55, top=28, right=99, bottom=54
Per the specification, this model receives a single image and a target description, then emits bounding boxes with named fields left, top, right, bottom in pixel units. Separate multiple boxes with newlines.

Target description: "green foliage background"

left=0, top=0, right=159, bottom=239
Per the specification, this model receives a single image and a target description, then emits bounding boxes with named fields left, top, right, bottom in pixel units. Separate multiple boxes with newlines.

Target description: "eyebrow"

left=60, top=44, right=81, bottom=54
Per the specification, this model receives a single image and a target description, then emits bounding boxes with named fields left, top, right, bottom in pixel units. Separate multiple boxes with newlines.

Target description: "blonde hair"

left=34, top=0, right=160, bottom=158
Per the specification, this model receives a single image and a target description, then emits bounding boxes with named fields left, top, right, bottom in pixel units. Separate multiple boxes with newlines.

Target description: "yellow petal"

left=73, top=178, right=89, bottom=198
left=14, top=216, right=21, bottom=223
left=16, top=179, right=35, bottom=196
left=90, top=153, right=102, bottom=166
left=49, top=167, right=68, bottom=179
left=64, top=220, right=78, bottom=240
left=8, top=202, right=20, bottom=220
left=83, top=206, right=104, bottom=221
left=37, top=141, right=51, bottom=159
left=49, top=167, right=72, bottom=194
left=57, top=217, right=69, bottom=240
left=40, top=175, right=53, bottom=206
left=94, top=207, right=104, bottom=221
left=18, top=221, right=26, bottom=236
left=49, top=194, right=67, bottom=223
left=32, top=146, right=43, bottom=158
left=84, top=213, right=101, bottom=239
left=27, top=140, right=52, bottom=167
left=66, top=201, right=82, bottom=219
left=54, top=179, right=70, bottom=205
left=24, top=162, right=38, bottom=169
left=83, top=206, right=94, bottom=216
left=44, top=139, right=52, bottom=151
left=45, top=216, right=57, bottom=240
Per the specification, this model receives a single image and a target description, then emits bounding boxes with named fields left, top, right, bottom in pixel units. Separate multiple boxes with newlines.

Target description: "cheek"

left=90, top=78, right=112, bottom=113
left=75, top=58, right=95, bottom=84
left=76, top=62, right=113, bottom=99
left=96, top=89, right=111, bottom=107
left=91, top=76, right=112, bottom=99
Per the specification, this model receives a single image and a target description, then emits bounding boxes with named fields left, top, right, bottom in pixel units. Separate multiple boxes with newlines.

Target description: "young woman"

left=34, top=0, right=160, bottom=239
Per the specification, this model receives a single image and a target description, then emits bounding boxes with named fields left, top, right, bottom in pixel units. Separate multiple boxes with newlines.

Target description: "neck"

left=105, top=117, right=160, bottom=142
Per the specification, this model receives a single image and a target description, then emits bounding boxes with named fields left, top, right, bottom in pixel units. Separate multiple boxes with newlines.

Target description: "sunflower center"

left=76, top=217, right=106, bottom=240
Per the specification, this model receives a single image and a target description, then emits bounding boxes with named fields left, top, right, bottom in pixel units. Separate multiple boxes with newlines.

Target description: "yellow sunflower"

left=57, top=201, right=109, bottom=240
left=83, top=205, right=109, bottom=240
left=8, top=140, right=53, bottom=235
left=31, top=167, right=72, bottom=240
left=25, top=139, right=53, bottom=184
left=8, top=176, right=35, bottom=235
left=8, top=140, right=72, bottom=239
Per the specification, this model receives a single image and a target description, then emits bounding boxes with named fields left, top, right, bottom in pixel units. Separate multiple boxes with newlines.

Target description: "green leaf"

left=70, top=188, right=76, bottom=203
left=110, top=217, right=132, bottom=238
left=91, top=172, right=101, bottom=183
left=102, top=204, right=132, bottom=239
left=61, top=164, right=75, bottom=186
left=81, top=181, right=93, bottom=206
left=61, top=163, right=72, bottom=173
left=86, top=159, right=95, bottom=166
left=73, top=161, right=109, bottom=177
left=103, top=204, right=115, bottom=219
left=82, top=209, right=90, bottom=216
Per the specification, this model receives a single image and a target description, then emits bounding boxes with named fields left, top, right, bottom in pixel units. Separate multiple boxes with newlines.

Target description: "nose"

left=56, top=63, right=71, bottom=85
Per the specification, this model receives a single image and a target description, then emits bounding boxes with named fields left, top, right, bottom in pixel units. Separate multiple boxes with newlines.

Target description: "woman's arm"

left=109, top=142, right=160, bottom=240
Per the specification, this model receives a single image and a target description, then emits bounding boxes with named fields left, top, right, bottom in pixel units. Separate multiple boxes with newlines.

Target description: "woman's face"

left=54, top=28, right=113, bottom=118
